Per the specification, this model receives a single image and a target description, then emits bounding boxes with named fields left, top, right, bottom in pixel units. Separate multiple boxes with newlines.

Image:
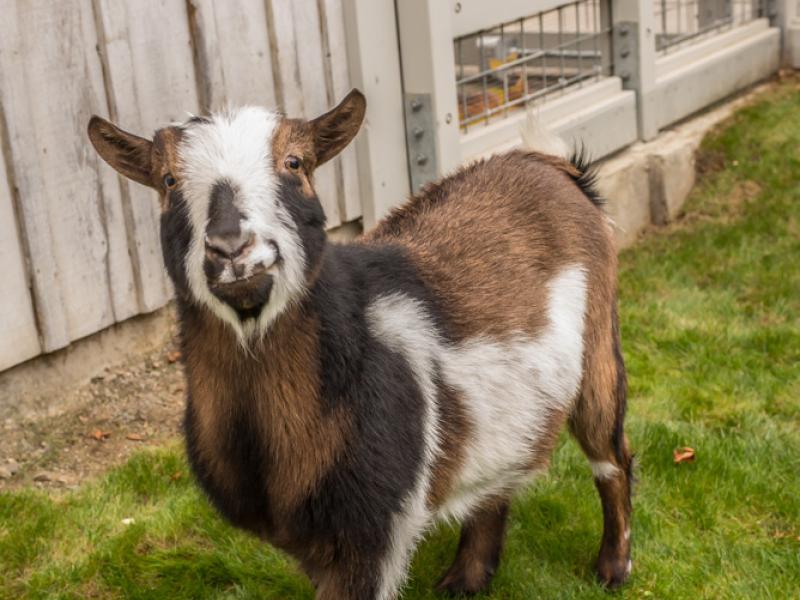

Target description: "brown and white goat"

left=87, top=89, right=633, bottom=599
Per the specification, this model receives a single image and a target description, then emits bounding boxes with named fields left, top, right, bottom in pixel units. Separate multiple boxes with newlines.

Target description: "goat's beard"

left=208, top=273, right=274, bottom=321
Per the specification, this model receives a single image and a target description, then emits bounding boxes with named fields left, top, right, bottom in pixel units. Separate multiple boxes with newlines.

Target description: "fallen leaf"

left=126, top=433, right=144, bottom=442
left=166, top=350, right=182, bottom=364
left=89, top=430, right=111, bottom=441
left=170, top=471, right=183, bottom=481
left=673, top=447, right=696, bottom=464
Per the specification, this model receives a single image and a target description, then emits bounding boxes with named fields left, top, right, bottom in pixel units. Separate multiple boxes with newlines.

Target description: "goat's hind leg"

left=570, top=310, right=633, bottom=588
left=436, top=496, right=510, bottom=595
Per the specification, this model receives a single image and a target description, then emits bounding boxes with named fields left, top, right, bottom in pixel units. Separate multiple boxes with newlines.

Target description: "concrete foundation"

left=598, top=82, right=772, bottom=249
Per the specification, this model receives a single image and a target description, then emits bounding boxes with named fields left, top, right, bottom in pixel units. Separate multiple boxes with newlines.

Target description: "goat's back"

left=363, top=150, right=617, bottom=341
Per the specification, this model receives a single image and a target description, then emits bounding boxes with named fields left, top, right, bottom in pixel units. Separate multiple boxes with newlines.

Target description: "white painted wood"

left=342, top=0, right=410, bottom=227
left=187, top=0, right=278, bottom=110
left=0, top=0, right=138, bottom=351
left=656, top=19, right=770, bottom=79
left=452, top=0, right=570, bottom=38
left=95, top=0, right=199, bottom=313
left=323, top=0, right=363, bottom=222
left=271, top=0, right=342, bottom=228
left=652, top=27, right=779, bottom=131
left=461, top=78, right=637, bottom=162
left=397, top=0, right=462, bottom=180
left=0, top=144, right=41, bottom=371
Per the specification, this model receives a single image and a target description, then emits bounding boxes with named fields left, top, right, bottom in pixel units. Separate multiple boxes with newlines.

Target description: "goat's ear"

left=309, top=89, right=366, bottom=167
left=87, top=116, right=155, bottom=188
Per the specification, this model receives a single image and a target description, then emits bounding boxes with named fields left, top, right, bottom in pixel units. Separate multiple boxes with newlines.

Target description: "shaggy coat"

left=88, top=89, right=633, bottom=600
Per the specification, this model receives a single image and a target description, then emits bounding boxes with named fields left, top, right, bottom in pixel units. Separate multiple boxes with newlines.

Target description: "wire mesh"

left=654, top=0, right=767, bottom=53
left=454, top=1, right=612, bottom=132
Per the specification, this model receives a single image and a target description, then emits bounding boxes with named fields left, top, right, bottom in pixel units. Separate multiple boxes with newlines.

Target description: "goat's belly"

left=436, top=330, right=584, bottom=520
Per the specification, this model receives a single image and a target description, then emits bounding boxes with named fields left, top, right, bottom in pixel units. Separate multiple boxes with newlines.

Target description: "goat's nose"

left=205, top=231, right=255, bottom=260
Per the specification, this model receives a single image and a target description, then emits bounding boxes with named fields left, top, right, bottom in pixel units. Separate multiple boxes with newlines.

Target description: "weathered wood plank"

left=0, top=142, right=41, bottom=371
left=271, top=0, right=342, bottom=227
left=94, top=0, right=200, bottom=313
left=323, top=0, right=363, bottom=222
left=0, top=0, right=138, bottom=351
left=187, top=0, right=278, bottom=111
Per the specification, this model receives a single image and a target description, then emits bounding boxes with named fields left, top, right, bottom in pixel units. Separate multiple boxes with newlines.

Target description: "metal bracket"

left=612, top=21, right=640, bottom=93
left=404, top=93, right=438, bottom=192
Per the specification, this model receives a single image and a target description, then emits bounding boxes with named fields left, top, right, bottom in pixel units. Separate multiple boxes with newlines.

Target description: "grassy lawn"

left=2, top=80, right=799, bottom=599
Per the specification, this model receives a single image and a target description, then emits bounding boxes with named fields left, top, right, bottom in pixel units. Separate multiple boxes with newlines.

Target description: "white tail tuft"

left=520, top=110, right=571, bottom=159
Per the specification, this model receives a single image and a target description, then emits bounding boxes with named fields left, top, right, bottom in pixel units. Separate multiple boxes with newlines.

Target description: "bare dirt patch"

left=0, top=335, right=186, bottom=491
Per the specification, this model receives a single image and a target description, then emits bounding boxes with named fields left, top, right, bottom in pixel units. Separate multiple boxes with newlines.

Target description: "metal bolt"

left=416, top=154, right=428, bottom=166
left=454, top=2, right=462, bottom=14
left=619, top=24, right=629, bottom=36
left=410, top=98, right=422, bottom=112
left=445, top=113, right=453, bottom=124
left=412, top=126, right=424, bottom=139
left=621, top=48, right=630, bottom=58
left=620, top=70, right=631, bottom=81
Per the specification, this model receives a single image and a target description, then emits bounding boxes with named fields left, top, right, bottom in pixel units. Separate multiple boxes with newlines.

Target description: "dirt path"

left=0, top=338, right=186, bottom=491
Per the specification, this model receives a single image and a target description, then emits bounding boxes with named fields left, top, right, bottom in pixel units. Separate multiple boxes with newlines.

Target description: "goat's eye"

left=284, top=156, right=301, bottom=171
left=163, top=173, right=177, bottom=189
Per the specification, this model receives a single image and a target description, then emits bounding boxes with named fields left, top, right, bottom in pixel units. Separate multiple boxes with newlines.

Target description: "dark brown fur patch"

left=271, top=119, right=318, bottom=197
left=436, top=496, right=511, bottom=595
left=426, top=377, right=472, bottom=509
left=151, top=126, right=184, bottom=210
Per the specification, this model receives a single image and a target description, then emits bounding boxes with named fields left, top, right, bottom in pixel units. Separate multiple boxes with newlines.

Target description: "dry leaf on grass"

left=170, top=471, right=183, bottom=481
left=771, top=530, right=800, bottom=541
left=166, top=350, right=182, bottom=364
left=673, top=447, right=696, bottom=464
left=89, top=430, right=111, bottom=441
left=125, top=433, right=144, bottom=442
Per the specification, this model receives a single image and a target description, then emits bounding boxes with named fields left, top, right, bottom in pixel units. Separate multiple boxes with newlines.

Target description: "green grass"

left=3, top=80, right=800, bottom=599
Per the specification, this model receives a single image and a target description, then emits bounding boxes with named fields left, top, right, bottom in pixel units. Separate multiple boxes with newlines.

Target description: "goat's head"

left=88, top=90, right=366, bottom=340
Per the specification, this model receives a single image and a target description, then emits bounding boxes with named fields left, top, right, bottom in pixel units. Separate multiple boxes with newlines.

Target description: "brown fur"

left=426, top=379, right=472, bottom=509
left=365, top=151, right=613, bottom=340
left=182, top=303, right=351, bottom=522
left=436, top=496, right=511, bottom=595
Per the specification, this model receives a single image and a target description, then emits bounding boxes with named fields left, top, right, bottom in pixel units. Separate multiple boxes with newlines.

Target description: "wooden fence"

left=0, top=0, right=361, bottom=372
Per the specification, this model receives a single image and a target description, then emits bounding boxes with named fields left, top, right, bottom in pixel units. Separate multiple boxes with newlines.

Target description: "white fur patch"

left=178, top=107, right=306, bottom=343
left=367, top=293, right=441, bottom=600
left=366, top=265, right=588, bottom=595
left=590, top=460, right=621, bottom=481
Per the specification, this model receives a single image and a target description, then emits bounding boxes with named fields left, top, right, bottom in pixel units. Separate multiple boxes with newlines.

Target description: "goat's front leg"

left=314, top=514, right=426, bottom=600
left=314, top=557, right=399, bottom=600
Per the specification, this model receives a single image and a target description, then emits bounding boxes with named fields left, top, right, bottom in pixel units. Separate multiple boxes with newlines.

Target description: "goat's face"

left=88, top=90, right=365, bottom=340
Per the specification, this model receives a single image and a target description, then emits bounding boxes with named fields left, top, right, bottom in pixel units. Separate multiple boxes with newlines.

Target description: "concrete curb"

left=598, top=81, right=773, bottom=249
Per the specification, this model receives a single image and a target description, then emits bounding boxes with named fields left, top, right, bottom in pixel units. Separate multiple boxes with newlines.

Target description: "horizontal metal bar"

left=459, top=70, right=600, bottom=127
left=455, top=30, right=610, bottom=86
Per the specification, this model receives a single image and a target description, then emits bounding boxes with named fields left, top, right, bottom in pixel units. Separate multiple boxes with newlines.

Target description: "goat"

left=87, top=89, right=633, bottom=599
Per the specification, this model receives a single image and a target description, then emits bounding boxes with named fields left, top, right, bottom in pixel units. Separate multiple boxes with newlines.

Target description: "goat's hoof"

left=435, top=563, right=494, bottom=596
left=596, top=556, right=632, bottom=589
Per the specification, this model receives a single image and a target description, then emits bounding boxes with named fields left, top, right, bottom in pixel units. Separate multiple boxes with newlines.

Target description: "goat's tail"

left=519, top=111, right=604, bottom=208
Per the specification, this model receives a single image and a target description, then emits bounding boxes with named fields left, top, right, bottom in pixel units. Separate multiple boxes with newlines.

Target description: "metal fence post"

left=612, top=0, right=658, bottom=140
left=395, top=0, right=462, bottom=191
